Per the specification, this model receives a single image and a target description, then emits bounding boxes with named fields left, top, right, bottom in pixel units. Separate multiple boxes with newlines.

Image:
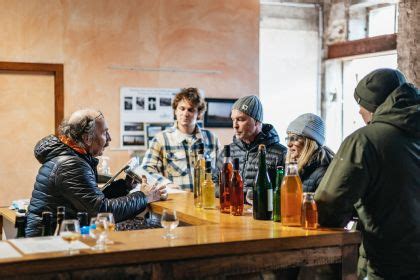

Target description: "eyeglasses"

left=82, top=111, right=104, bottom=133
left=285, top=134, right=303, bottom=144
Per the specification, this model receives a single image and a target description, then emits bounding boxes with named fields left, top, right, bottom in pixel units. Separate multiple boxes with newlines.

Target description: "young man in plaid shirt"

left=141, top=88, right=222, bottom=191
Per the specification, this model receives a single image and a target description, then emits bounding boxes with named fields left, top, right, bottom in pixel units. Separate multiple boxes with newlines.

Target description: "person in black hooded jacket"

left=285, top=113, right=334, bottom=192
left=315, top=69, right=420, bottom=279
left=26, top=109, right=166, bottom=237
left=228, top=95, right=287, bottom=194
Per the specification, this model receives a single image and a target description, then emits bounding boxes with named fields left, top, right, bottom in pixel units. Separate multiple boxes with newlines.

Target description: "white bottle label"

left=267, top=189, right=273, bottom=211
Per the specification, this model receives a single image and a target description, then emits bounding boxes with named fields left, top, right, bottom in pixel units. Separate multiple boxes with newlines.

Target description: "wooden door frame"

left=0, top=61, right=64, bottom=135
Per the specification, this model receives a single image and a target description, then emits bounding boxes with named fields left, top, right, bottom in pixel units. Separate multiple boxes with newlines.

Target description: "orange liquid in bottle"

left=281, top=175, right=303, bottom=226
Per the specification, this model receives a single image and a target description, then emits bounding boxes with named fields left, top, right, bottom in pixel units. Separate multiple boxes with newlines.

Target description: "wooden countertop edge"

left=0, top=231, right=360, bottom=277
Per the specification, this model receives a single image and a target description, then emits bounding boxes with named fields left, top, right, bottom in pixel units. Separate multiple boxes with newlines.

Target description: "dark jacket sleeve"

left=314, top=133, right=376, bottom=227
left=103, top=179, right=131, bottom=199
left=55, top=158, right=148, bottom=222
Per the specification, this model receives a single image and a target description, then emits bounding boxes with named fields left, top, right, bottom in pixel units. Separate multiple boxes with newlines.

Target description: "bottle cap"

left=197, top=143, right=204, bottom=154
left=258, top=144, right=266, bottom=151
left=205, top=160, right=212, bottom=172
left=42, top=211, right=53, bottom=221
left=233, top=158, right=240, bottom=170
left=223, top=145, right=231, bottom=157
left=57, top=206, right=65, bottom=213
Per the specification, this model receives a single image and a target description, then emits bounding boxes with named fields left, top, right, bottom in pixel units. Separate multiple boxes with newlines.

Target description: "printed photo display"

left=120, top=87, right=182, bottom=149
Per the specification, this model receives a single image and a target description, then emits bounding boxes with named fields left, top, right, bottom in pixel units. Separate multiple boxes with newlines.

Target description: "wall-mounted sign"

left=120, top=87, right=179, bottom=150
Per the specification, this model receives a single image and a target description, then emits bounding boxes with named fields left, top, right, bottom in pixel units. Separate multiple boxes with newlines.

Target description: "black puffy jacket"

left=229, top=124, right=287, bottom=191
left=300, top=146, right=334, bottom=193
left=26, top=135, right=148, bottom=237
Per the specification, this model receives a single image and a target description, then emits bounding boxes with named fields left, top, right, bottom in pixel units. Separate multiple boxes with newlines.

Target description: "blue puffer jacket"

left=26, top=135, right=148, bottom=237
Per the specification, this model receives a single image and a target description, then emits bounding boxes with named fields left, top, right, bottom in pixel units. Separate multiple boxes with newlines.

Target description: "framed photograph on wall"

left=204, top=98, right=237, bottom=128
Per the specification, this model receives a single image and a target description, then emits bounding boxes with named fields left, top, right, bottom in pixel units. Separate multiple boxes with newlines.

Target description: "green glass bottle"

left=253, top=144, right=273, bottom=220
left=273, top=166, right=284, bottom=222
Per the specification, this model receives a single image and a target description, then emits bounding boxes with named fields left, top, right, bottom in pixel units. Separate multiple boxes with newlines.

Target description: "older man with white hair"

left=26, top=109, right=165, bottom=237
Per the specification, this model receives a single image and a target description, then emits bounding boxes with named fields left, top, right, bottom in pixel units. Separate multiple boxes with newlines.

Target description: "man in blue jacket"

left=26, top=109, right=165, bottom=237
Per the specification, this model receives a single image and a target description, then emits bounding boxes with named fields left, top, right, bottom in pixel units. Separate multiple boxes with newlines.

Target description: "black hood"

left=233, top=124, right=281, bottom=151
left=34, top=135, right=77, bottom=164
left=373, top=83, right=420, bottom=137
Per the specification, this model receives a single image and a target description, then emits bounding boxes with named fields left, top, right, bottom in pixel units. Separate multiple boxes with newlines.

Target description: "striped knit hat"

left=232, top=95, right=263, bottom=122
left=287, top=113, right=325, bottom=146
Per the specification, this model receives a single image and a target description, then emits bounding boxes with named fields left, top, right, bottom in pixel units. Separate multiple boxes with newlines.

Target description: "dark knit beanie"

left=354, top=68, right=406, bottom=112
left=287, top=113, right=325, bottom=146
left=232, top=95, right=263, bottom=122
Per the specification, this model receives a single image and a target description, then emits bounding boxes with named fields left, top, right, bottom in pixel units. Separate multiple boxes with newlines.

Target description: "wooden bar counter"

left=0, top=193, right=361, bottom=279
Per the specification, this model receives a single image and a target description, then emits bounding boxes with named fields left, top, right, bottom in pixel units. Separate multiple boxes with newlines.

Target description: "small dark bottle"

left=41, top=211, right=53, bottom=236
left=77, top=212, right=90, bottom=235
left=253, top=144, right=273, bottom=220
left=15, top=210, right=27, bottom=238
left=54, top=206, right=66, bottom=236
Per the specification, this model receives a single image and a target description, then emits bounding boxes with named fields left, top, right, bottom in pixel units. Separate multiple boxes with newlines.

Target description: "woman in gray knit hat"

left=285, top=113, right=334, bottom=192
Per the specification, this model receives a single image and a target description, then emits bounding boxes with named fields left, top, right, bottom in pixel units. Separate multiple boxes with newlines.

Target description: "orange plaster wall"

left=0, top=0, right=259, bottom=205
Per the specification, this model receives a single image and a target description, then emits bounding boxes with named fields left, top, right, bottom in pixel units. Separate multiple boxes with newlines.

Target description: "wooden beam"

left=0, top=62, right=64, bottom=135
left=327, top=34, right=397, bottom=59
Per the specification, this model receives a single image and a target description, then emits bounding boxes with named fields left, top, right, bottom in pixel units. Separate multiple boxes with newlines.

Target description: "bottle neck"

left=57, top=213, right=65, bottom=223
left=285, top=163, right=298, bottom=176
left=258, top=151, right=267, bottom=173
left=205, top=172, right=213, bottom=181
left=15, top=216, right=26, bottom=238
left=223, top=156, right=231, bottom=164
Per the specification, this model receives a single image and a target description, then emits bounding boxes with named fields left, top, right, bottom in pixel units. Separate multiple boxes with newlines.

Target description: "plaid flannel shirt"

left=141, top=122, right=222, bottom=191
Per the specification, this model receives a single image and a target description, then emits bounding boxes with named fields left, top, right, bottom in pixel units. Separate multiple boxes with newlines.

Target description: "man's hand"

left=166, top=183, right=181, bottom=189
left=146, top=185, right=167, bottom=203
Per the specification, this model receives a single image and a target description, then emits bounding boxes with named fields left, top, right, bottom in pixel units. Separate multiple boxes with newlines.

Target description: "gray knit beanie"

left=232, top=95, right=263, bottom=122
left=287, top=113, right=325, bottom=146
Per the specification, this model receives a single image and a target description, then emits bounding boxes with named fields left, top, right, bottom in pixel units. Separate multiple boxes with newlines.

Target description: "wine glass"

left=160, top=209, right=179, bottom=239
left=89, top=217, right=107, bottom=251
left=245, top=188, right=253, bottom=213
left=97, top=212, right=115, bottom=244
left=59, top=219, right=81, bottom=255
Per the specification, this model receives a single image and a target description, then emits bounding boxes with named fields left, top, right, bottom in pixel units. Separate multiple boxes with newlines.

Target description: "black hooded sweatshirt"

left=315, top=83, right=420, bottom=278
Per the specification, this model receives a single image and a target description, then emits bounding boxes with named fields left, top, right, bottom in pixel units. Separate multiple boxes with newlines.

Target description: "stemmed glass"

left=96, top=212, right=115, bottom=245
left=60, top=219, right=81, bottom=255
left=245, top=189, right=253, bottom=213
left=89, top=217, right=107, bottom=251
left=160, top=209, right=179, bottom=239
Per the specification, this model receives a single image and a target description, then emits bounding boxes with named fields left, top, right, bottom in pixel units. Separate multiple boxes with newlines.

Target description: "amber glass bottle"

left=219, top=145, right=233, bottom=214
left=301, top=192, right=318, bottom=229
left=230, top=158, right=244, bottom=216
left=280, top=162, right=303, bottom=226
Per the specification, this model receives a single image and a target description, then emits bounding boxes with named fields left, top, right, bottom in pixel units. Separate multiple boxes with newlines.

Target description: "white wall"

left=260, top=4, right=320, bottom=143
